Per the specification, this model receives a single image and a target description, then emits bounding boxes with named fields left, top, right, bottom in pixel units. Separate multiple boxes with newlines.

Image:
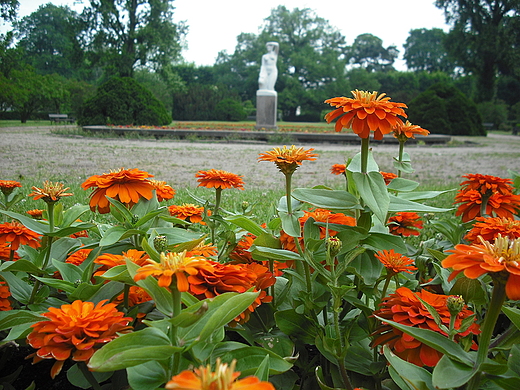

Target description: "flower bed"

left=1, top=90, right=519, bottom=390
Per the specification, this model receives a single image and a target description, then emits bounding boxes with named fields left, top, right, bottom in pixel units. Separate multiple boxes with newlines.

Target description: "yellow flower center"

left=481, top=234, right=520, bottom=267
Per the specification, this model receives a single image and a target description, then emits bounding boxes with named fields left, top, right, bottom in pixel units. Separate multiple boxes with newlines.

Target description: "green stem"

left=380, top=274, right=392, bottom=304
left=78, top=361, right=102, bottom=390
left=467, top=280, right=507, bottom=390
left=360, top=137, right=370, bottom=174
left=285, top=173, right=293, bottom=215
left=338, top=360, right=354, bottom=390
left=169, top=283, right=182, bottom=376
left=480, top=193, right=491, bottom=219
left=123, top=284, right=130, bottom=311
left=268, top=258, right=275, bottom=307
left=214, top=188, right=222, bottom=216
left=397, top=140, right=405, bottom=178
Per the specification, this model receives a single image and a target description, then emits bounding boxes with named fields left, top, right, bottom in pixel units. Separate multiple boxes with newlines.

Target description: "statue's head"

left=266, top=42, right=279, bottom=54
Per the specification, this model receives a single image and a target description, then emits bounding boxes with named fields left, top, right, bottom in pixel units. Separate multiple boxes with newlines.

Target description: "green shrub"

left=408, top=82, right=485, bottom=136
left=78, top=77, right=171, bottom=126
left=214, top=98, right=247, bottom=121
left=477, top=100, right=508, bottom=129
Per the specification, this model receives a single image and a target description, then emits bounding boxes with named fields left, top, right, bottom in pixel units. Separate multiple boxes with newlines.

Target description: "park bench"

left=49, top=114, right=75, bottom=124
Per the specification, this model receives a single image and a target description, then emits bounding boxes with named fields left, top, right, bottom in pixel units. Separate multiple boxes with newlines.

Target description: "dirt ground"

left=1, top=126, right=520, bottom=189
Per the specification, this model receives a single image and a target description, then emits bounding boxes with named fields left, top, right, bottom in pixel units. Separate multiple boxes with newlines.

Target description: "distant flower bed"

left=107, top=121, right=339, bottom=133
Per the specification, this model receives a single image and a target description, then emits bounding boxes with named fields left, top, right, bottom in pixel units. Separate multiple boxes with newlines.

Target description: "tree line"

left=1, top=0, right=520, bottom=129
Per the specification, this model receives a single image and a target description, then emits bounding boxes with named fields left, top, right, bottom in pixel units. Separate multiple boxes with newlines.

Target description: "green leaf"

left=449, top=277, right=487, bottom=305
left=250, top=246, right=303, bottom=262
left=0, top=310, right=45, bottom=332
left=386, top=177, right=420, bottom=192
left=275, top=309, right=319, bottom=344
left=347, top=251, right=383, bottom=285
left=47, top=223, right=96, bottom=238
left=99, top=226, right=145, bottom=247
left=315, top=366, right=341, bottom=390
left=254, top=355, right=270, bottom=381
left=1, top=271, right=34, bottom=304
left=32, top=276, right=77, bottom=294
left=98, top=264, right=133, bottom=284
left=347, top=150, right=380, bottom=172
left=127, top=360, right=169, bottom=390
left=278, top=211, right=301, bottom=237
left=352, top=171, right=389, bottom=224
left=217, top=346, right=292, bottom=376
left=397, top=190, right=454, bottom=201
left=88, top=327, right=181, bottom=371
left=503, top=306, right=520, bottom=332
left=67, top=364, right=112, bottom=389
left=52, top=258, right=82, bottom=284
left=389, top=195, right=452, bottom=213
left=61, top=204, right=91, bottom=228
left=362, top=232, right=407, bottom=253
left=225, top=215, right=266, bottom=236
left=133, top=207, right=167, bottom=228
left=508, top=344, right=520, bottom=377
left=291, top=188, right=362, bottom=211
left=0, top=210, right=49, bottom=234
left=106, top=197, right=134, bottom=223
left=432, top=355, right=476, bottom=388
left=0, top=259, right=43, bottom=275
left=197, top=291, right=259, bottom=343
left=69, top=282, right=104, bottom=301
left=375, top=315, right=474, bottom=366
left=384, top=346, right=435, bottom=390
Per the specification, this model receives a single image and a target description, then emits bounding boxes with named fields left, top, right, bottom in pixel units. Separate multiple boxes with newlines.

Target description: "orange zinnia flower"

left=464, top=217, right=520, bottom=244
left=380, top=171, right=398, bottom=185
left=165, top=358, right=275, bottom=390
left=66, top=248, right=93, bottom=266
left=258, top=145, right=318, bottom=175
left=330, top=164, right=347, bottom=175
left=28, top=181, right=73, bottom=204
left=0, top=242, right=19, bottom=261
left=0, top=221, right=41, bottom=250
left=26, top=209, right=44, bottom=219
left=134, top=251, right=213, bottom=291
left=113, top=286, right=152, bottom=309
left=94, top=249, right=150, bottom=276
left=371, top=287, right=480, bottom=367
left=81, top=168, right=155, bottom=214
left=196, top=169, right=244, bottom=190
left=27, top=300, right=132, bottom=379
left=168, top=203, right=210, bottom=225
left=0, top=180, right=21, bottom=195
left=375, top=249, right=417, bottom=275
left=150, top=179, right=176, bottom=202
left=280, top=208, right=356, bottom=253
left=0, top=281, right=12, bottom=311
left=454, top=174, right=520, bottom=222
left=442, top=235, right=520, bottom=300
left=324, top=90, right=407, bottom=140
left=188, top=261, right=275, bottom=325
left=387, top=212, right=423, bottom=237
left=185, top=242, right=218, bottom=257
left=392, top=120, right=429, bottom=141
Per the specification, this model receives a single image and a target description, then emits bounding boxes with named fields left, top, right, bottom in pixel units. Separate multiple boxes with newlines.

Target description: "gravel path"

left=1, top=126, right=519, bottom=189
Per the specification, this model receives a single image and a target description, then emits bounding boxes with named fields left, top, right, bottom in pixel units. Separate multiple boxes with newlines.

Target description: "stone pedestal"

left=255, top=90, right=277, bottom=130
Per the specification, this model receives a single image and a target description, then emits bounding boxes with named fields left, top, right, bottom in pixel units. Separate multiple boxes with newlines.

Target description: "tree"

left=78, top=77, right=171, bottom=126
left=347, top=33, right=398, bottom=72
left=13, top=4, right=89, bottom=79
left=435, top=0, right=520, bottom=102
left=84, top=0, right=185, bottom=78
left=408, top=82, right=485, bottom=136
left=0, top=0, right=18, bottom=22
left=0, top=68, right=68, bottom=122
left=403, top=28, right=456, bottom=73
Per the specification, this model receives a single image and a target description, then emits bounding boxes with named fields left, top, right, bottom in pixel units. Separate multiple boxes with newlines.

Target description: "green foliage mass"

left=78, top=77, right=171, bottom=126
left=214, top=98, right=247, bottom=121
left=408, top=82, right=485, bottom=136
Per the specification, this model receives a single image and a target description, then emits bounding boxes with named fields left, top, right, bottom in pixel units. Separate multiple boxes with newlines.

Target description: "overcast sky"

left=4, top=0, right=450, bottom=70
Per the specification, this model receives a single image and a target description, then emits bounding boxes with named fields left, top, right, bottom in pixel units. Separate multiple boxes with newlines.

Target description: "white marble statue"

left=258, top=42, right=279, bottom=91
